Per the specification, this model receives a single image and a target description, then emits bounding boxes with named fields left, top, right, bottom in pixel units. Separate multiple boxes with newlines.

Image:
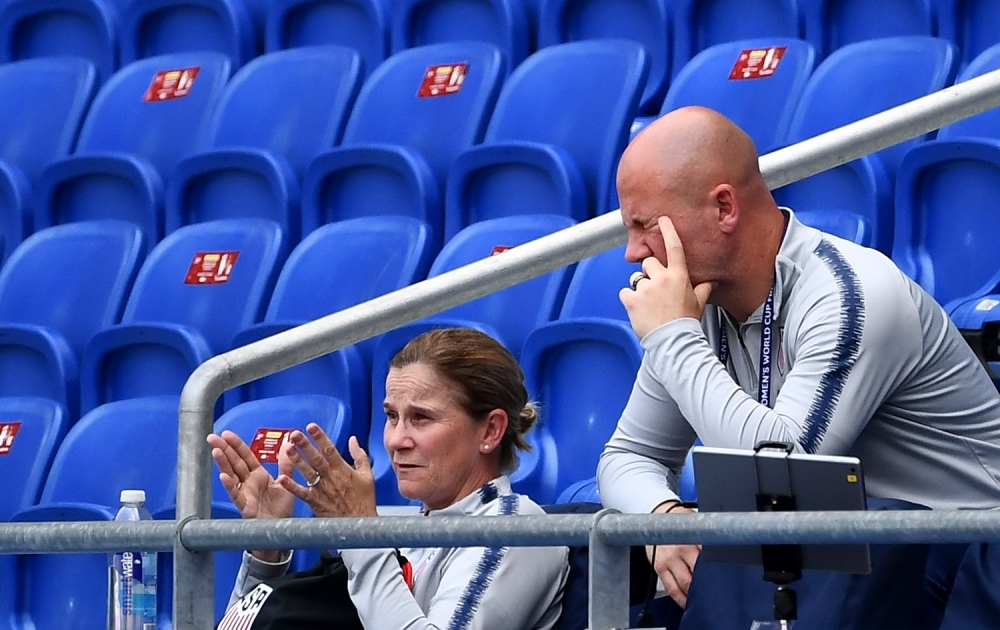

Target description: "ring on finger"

left=306, top=471, right=322, bottom=488
left=236, top=481, right=243, bottom=491
left=630, top=271, right=649, bottom=291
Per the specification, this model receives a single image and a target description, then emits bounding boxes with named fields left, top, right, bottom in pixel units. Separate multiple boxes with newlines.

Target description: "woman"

left=208, top=328, right=569, bottom=629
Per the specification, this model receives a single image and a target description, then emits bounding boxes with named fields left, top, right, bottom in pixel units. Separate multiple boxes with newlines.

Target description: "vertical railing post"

left=589, top=509, right=631, bottom=630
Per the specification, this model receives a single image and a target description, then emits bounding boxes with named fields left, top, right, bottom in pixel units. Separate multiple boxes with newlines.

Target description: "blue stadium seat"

left=0, top=398, right=68, bottom=521
left=34, top=52, right=231, bottom=242
left=0, top=221, right=146, bottom=421
left=226, top=216, right=434, bottom=431
left=937, top=43, right=1000, bottom=142
left=0, top=57, right=97, bottom=257
left=654, top=38, right=815, bottom=154
left=390, top=0, right=530, bottom=67
left=516, top=319, right=643, bottom=504
left=0, top=0, right=119, bottom=83
left=156, top=395, right=351, bottom=626
left=795, top=209, right=873, bottom=246
left=773, top=36, right=959, bottom=255
left=558, top=244, right=638, bottom=321
left=894, top=139, right=1000, bottom=310
left=164, top=46, right=364, bottom=243
left=79, top=219, right=287, bottom=415
left=935, top=0, right=999, bottom=69
left=8, top=396, right=179, bottom=630
left=264, top=0, right=390, bottom=74
left=536, top=0, right=671, bottom=115
left=556, top=477, right=601, bottom=504
left=444, top=41, right=648, bottom=241
left=670, top=0, right=800, bottom=78
left=121, top=0, right=257, bottom=68
left=301, top=42, right=505, bottom=252
left=799, top=0, right=937, bottom=59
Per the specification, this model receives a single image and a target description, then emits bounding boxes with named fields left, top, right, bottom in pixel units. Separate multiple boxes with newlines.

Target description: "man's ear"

left=713, top=184, right=739, bottom=233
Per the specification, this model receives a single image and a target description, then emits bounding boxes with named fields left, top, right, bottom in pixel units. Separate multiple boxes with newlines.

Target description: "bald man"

left=597, top=107, right=1000, bottom=608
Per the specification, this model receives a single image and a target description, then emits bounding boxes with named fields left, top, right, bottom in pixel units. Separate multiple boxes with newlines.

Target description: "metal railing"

left=5, top=68, right=1000, bottom=630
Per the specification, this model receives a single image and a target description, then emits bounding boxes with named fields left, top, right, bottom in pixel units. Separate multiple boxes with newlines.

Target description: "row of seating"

left=9, top=33, right=1000, bottom=270
left=0, top=40, right=646, bottom=259
left=0, top=0, right=997, bottom=116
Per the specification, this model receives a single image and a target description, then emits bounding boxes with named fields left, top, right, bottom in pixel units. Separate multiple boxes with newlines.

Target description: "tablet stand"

left=751, top=441, right=802, bottom=630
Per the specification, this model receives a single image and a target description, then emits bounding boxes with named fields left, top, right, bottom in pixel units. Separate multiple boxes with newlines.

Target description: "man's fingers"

left=657, top=216, right=690, bottom=276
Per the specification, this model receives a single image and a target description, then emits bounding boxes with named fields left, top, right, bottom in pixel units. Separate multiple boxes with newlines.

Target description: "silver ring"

left=236, top=482, right=243, bottom=491
left=630, top=271, right=648, bottom=291
left=306, top=472, right=322, bottom=488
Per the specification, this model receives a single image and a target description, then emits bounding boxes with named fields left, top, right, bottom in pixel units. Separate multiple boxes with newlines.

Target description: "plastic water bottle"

left=109, top=490, right=157, bottom=630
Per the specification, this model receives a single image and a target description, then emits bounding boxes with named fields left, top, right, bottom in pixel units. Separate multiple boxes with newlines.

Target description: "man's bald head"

left=618, top=106, right=765, bottom=208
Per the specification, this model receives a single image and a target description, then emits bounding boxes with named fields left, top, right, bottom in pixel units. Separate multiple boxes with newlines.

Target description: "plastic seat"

left=795, top=209, right=873, bottom=246
left=516, top=319, right=643, bottom=504
left=536, top=0, right=671, bottom=115
left=79, top=219, right=288, bottom=415
left=165, top=46, right=364, bottom=243
left=226, top=216, right=434, bottom=431
left=0, top=57, right=97, bottom=257
left=937, top=43, right=1000, bottom=142
left=301, top=42, right=505, bottom=252
left=894, top=140, right=1000, bottom=309
left=772, top=36, right=959, bottom=255
left=0, top=0, right=119, bottom=83
left=121, top=0, right=257, bottom=68
left=0, top=398, right=68, bottom=521
left=445, top=41, right=648, bottom=241
left=0, top=221, right=146, bottom=421
left=155, top=395, right=350, bottom=626
left=8, top=396, right=179, bottom=630
left=671, top=0, right=800, bottom=78
left=559, top=244, right=638, bottom=321
left=799, top=0, right=937, bottom=59
left=265, top=0, right=390, bottom=74
left=390, top=0, right=530, bottom=67
left=34, top=52, right=232, bottom=242
left=928, top=0, right=994, bottom=69
left=651, top=38, right=815, bottom=154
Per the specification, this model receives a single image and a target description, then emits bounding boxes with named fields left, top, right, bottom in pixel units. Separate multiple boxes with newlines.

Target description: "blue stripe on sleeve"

left=801, top=239, right=865, bottom=453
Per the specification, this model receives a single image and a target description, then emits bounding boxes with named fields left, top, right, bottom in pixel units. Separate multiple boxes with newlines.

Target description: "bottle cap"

left=120, top=489, right=146, bottom=504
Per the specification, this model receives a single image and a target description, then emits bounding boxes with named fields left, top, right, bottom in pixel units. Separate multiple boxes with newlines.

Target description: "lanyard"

left=717, top=286, right=776, bottom=408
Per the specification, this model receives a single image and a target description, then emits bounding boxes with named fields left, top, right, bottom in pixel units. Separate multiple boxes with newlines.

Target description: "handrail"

left=168, top=66, right=1000, bottom=630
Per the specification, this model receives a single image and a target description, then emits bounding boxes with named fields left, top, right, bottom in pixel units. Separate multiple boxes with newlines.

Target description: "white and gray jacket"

left=599, top=209, right=1000, bottom=513
left=228, top=476, right=569, bottom=630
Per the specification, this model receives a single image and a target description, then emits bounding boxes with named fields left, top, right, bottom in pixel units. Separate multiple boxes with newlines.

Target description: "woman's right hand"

left=207, top=430, right=295, bottom=521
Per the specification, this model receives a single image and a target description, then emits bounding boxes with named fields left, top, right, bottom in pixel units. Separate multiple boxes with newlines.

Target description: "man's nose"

left=625, top=234, right=651, bottom=263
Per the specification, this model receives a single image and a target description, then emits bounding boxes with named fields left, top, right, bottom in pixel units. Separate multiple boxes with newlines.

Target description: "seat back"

left=784, top=36, right=958, bottom=176
left=536, top=0, right=671, bottom=115
left=558, top=245, right=637, bottom=321
left=661, top=38, right=815, bottom=153
left=122, top=219, right=287, bottom=352
left=0, top=0, right=119, bottom=82
left=0, top=57, right=97, bottom=185
left=800, top=0, right=936, bottom=59
left=518, top=321, right=642, bottom=503
left=0, top=221, right=146, bottom=357
left=204, top=46, right=363, bottom=174
left=938, top=43, right=1000, bottom=142
left=483, top=40, right=649, bottom=217
left=894, top=140, right=1000, bottom=307
left=428, top=214, right=577, bottom=355
left=342, top=42, right=505, bottom=185
left=671, top=0, right=800, bottom=77
left=38, top=396, right=180, bottom=508
left=267, top=216, right=433, bottom=325
left=0, top=398, right=67, bottom=521
left=121, top=0, right=257, bottom=68
left=948, top=0, right=1000, bottom=68
left=75, top=51, right=231, bottom=175
left=390, top=0, right=530, bottom=66
left=0, top=56, right=98, bottom=253
left=265, top=0, right=390, bottom=74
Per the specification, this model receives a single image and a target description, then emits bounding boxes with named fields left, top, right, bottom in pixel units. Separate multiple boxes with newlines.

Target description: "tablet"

left=692, top=445, right=871, bottom=574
